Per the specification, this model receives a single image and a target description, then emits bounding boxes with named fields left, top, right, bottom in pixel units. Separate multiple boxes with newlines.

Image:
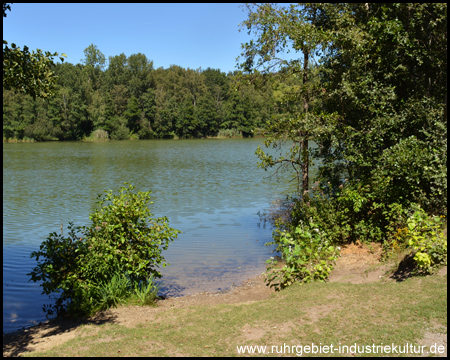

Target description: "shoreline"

left=2, top=271, right=272, bottom=342
left=3, top=247, right=447, bottom=357
left=3, top=134, right=266, bottom=143
left=2, top=269, right=270, bottom=336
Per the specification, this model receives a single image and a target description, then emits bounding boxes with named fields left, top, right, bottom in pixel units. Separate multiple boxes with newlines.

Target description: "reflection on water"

left=3, top=138, right=296, bottom=333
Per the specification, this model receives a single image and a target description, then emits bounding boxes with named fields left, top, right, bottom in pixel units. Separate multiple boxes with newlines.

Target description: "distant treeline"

left=3, top=47, right=287, bottom=141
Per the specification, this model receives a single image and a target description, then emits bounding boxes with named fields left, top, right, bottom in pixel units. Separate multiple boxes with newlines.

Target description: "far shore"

left=3, top=135, right=266, bottom=143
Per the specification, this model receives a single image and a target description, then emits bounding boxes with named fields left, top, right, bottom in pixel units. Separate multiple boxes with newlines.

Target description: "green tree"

left=202, top=68, right=229, bottom=134
left=52, top=63, right=89, bottom=139
left=222, top=90, right=245, bottom=131
left=22, top=97, right=62, bottom=141
left=81, top=44, right=105, bottom=91
left=203, top=68, right=229, bottom=102
left=238, top=3, right=334, bottom=195
left=106, top=53, right=128, bottom=90
left=197, top=92, right=219, bottom=136
left=127, top=53, right=154, bottom=98
left=3, top=89, right=29, bottom=139
left=249, top=3, right=445, bottom=243
left=153, top=65, right=190, bottom=138
left=153, top=86, right=174, bottom=137
left=124, top=96, right=142, bottom=134
left=316, top=3, right=447, bottom=218
left=87, top=90, right=107, bottom=131
left=240, top=3, right=446, bottom=289
left=174, top=99, right=197, bottom=138
left=183, top=68, right=206, bottom=109
left=138, top=88, right=157, bottom=139
left=82, top=43, right=106, bottom=70
left=3, top=4, right=67, bottom=99
left=110, top=84, right=129, bottom=116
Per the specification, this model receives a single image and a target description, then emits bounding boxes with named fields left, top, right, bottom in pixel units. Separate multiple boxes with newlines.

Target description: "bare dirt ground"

left=3, top=242, right=447, bottom=357
left=329, top=241, right=391, bottom=284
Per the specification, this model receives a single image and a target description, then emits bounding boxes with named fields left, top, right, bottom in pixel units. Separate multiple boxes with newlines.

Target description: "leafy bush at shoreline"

left=28, top=183, right=180, bottom=317
left=265, top=217, right=339, bottom=290
left=263, top=179, right=446, bottom=288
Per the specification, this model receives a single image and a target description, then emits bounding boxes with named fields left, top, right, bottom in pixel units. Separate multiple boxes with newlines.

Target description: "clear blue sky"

left=3, top=3, right=254, bottom=73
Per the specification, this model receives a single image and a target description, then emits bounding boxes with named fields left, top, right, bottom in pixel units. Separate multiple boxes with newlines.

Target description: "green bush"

left=292, top=185, right=351, bottom=244
left=110, top=123, right=130, bottom=140
left=265, top=216, right=340, bottom=290
left=28, top=222, right=85, bottom=316
left=24, top=118, right=62, bottom=141
left=404, top=206, right=447, bottom=274
left=28, top=183, right=181, bottom=317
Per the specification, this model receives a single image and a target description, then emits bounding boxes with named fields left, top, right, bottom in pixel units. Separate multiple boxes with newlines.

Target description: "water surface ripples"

left=3, top=138, right=294, bottom=333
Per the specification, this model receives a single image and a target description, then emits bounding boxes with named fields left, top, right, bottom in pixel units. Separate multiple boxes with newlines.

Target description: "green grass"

left=24, top=273, right=447, bottom=357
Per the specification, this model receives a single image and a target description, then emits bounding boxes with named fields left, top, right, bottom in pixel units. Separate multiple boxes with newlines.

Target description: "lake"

left=3, top=138, right=300, bottom=333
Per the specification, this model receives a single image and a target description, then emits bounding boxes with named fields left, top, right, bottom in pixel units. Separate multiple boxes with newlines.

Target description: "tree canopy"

left=3, top=3, right=67, bottom=99
left=3, top=46, right=275, bottom=141
left=239, top=3, right=446, bottom=214
left=238, top=3, right=339, bottom=194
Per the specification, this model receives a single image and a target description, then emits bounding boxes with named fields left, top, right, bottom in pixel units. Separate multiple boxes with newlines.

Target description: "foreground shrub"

left=295, top=181, right=415, bottom=246
left=265, top=216, right=339, bottom=290
left=404, top=206, right=447, bottom=274
left=28, top=183, right=180, bottom=317
left=263, top=181, right=447, bottom=290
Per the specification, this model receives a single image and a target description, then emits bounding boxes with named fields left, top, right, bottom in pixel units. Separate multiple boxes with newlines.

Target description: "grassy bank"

left=5, top=270, right=446, bottom=357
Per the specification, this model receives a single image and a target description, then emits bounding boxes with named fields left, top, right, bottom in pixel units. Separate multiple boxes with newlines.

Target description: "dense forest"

left=2, top=44, right=287, bottom=141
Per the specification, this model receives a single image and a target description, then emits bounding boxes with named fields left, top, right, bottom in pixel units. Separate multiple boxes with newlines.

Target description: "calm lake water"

left=3, top=138, right=299, bottom=333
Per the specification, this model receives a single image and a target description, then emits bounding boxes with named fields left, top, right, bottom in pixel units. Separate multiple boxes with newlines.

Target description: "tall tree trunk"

left=299, top=4, right=317, bottom=197
left=301, top=48, right=310, bottom=196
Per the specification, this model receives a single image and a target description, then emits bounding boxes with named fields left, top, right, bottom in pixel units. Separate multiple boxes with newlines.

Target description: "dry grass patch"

left=241, top=322, right=270, bottom=341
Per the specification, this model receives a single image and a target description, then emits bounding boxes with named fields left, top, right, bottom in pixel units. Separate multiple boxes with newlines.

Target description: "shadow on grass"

left=2, top=311, right=118, bottom=357
left=3, top=279, right=188, bottom=356
left=389, top=253, right=419, bottom=282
